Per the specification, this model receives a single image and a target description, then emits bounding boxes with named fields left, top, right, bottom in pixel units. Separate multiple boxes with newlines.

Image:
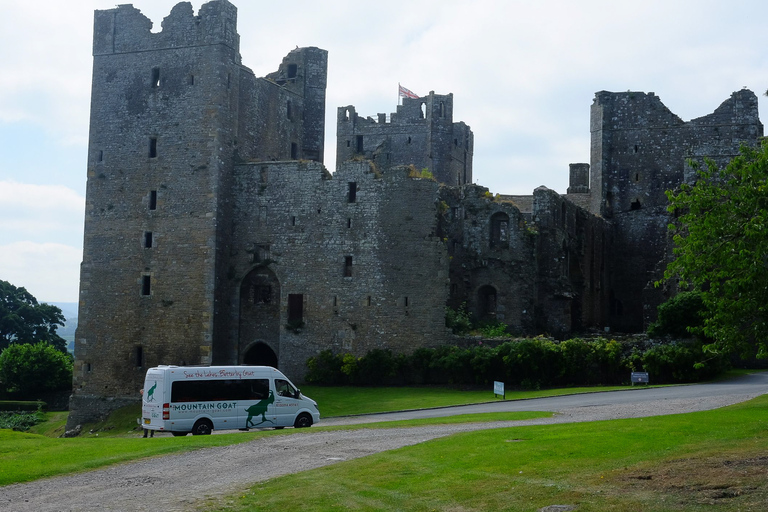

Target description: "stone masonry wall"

left=229, top=161, right=451, bottom=379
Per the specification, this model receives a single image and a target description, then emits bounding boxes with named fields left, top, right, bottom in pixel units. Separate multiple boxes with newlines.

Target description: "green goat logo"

left=146, top=381, right=157, bottom=402
left=245, top=390, right=275, bottom=427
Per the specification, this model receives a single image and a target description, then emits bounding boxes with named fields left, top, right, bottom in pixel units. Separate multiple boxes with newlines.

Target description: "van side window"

left=275, top=379, right=297, bottom=398
left=171, top=378, right=270, bottom=402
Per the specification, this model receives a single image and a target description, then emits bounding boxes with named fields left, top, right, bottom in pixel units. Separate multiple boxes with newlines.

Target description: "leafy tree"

left=0, top=342, right=73, bottom=398
left=663, top=141, right=768, bottom=358
left=0, top=280, right=67, bottom=353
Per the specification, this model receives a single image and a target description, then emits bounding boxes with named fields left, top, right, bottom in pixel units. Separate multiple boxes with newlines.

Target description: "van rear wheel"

left=294, top=413, right=313, bottom=428
left=192, top=419, right=213, bottom=435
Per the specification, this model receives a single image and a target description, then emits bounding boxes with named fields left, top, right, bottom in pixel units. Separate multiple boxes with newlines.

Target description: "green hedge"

left=305, top=338, right=729, bottom=388
left=0, top=400, right=46, bottom=412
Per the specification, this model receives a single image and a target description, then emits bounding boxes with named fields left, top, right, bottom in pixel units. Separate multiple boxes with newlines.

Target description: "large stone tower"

left=69, top=0, right=327, bottom=426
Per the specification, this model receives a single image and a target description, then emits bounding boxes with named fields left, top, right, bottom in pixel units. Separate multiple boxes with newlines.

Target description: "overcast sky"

left=1, top=0, right=767, bottom=305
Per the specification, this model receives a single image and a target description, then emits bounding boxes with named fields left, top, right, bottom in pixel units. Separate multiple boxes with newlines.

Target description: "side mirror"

left=294, top=389, right=301, bottom=399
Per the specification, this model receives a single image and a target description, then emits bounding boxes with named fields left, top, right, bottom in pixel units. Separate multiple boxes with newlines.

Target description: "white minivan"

left=141, top=365, right=320, bottom=435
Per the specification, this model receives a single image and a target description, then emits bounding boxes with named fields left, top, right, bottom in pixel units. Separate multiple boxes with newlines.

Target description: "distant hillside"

left=47, top=302, right=78, bottom=353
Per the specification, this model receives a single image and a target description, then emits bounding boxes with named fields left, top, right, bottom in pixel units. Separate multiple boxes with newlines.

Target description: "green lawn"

left=210, top=394, right=768, bottom=512
left=300, top=384, right=638, bottom=417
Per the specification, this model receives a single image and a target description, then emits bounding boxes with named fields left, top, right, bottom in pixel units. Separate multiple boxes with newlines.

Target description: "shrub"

left=352, top=349, right=399, bottom=386
left=648, top=291, right=705, bottom=337
left=0, top=408, right=44, bottom=430
left=305, top=350, right=346, bottom=385
left=0, top=342, right=72, bottom=398
left=445, top=303, right=472, bottom=335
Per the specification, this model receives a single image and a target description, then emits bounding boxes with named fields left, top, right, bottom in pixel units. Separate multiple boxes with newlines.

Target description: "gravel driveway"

left=1, top=378, right=765, bottom=512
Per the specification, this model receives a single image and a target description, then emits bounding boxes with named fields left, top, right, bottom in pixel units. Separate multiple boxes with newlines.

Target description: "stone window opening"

left=97, top=150, right=104, bottom=163
left=356, top=135, right=363, bottom=153
left=333, top=296, right=338, bottom=307
left=454, top=138, right=458, bottom=147
left=344, top=256, right=353, bottom=277
left=348, top=182, right=357, bottom=203
left=287, top=294, right=304, bottom=323
left=407, top=136, right=412, bottom=144
left=631, top=198, right=642, bottom=210
left=188, top=74, right=195, bottom=86
left=149, top=137, right=158, bottom=158
left=439, top=101, right=445, bottom=118
left=420, top=102, right=426, bottom=118
left=291, top=215, right=297, bottom=226
left=490, top=212, right=509, bottom=248
left=141, top=275, right=151, bottom=296
left=367, top=296, right=372, bottom=307
left=478, top=285, right=497, bottom=319
left=634, top=144, right=639, bottom=153
left=634, top=172, right=640, bottom=182
left=149, top=190, right=157, bottom=210
left=144, top=231, right=153, bottom=248
left=251, top=284, right=272, bottom=304
left=151, top=67, right=160, bottom=88
left=344, top=109, right=350, bottom=121
left=346, top=140, right=350, bottom=147
left=403, top=296, right=410, bottom=308
left=85, top=362, right=92, bottom=373
left=347, top=218, right=352, bottom=228
left=291, top=142, right=298, bottom=159
left=253, top=244, right=270, bottom=264
left=260, top=166, right=268, bottom=184
left=287, top=64, right=298, bottom=79
left=135, top=345, right=144, bottom=368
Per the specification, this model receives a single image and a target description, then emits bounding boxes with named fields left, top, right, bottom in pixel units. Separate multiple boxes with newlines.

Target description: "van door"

left=241, top=378, right=277, bottom=429
left=273, top=378, right=302, bottom=427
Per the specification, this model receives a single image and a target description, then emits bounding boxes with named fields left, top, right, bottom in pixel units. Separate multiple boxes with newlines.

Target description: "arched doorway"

left=239, top=267, right=281, bottom=364
left=243, top=342, right=278, bottom=367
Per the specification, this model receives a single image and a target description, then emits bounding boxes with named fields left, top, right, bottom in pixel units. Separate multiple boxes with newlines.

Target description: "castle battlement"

left=93, top=0, right=240, bottom=57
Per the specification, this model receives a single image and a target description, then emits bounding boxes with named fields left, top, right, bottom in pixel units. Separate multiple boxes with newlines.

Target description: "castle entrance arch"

left=239, top=267, right=281, bottom=365
left=243, top=342, right=278, bottom=367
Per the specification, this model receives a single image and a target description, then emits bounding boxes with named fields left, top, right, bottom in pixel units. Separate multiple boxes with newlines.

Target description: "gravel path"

left=0, top=389, right=764, bottom=512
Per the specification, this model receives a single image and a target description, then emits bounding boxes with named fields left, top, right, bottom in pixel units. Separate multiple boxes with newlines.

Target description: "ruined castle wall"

left=337, top=93, right=473, bottom=185
left=229, top=161, right=450, bottom=379
left=237, top=47, right=328, bottom=163
left=532, top=187, right=609, bottom=336
left=440, top=185, right=537, bottom=333
left=590, top=90, right=763, bottom=332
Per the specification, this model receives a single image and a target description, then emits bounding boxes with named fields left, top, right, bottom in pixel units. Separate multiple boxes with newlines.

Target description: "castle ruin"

left=67, top=0, right=764, bottom=426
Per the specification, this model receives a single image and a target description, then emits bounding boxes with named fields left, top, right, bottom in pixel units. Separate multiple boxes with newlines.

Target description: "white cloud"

left=0, top=241, right=81, bottom=303
left=0, top=181, right=84, bottom=244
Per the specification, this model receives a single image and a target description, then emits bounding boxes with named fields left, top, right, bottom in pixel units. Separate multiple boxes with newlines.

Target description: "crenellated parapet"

left=93, top=0, right=240, bottom=57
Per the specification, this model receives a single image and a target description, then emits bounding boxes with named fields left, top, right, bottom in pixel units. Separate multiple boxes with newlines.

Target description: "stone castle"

left=67, top=0, right=764, bottom=425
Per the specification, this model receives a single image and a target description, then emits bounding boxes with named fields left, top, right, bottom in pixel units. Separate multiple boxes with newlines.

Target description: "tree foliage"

left=0, top=342, right=73, bottom=398
left=0, top=280, right=67, bottom=353
left=664, top=141, right=768, bottom=358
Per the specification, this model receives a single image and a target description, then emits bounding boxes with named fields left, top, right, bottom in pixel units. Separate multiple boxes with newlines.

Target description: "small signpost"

left=493, top=381, right=505, bottom=399
left=631, top=372, right=649, bottom=386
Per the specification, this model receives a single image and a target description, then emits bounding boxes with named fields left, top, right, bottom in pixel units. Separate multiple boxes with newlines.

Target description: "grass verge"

left=210, top=394, right=768, bottom=512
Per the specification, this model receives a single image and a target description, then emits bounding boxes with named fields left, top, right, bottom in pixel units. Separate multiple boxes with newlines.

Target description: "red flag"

left=398, top=84, right=419, bottom=99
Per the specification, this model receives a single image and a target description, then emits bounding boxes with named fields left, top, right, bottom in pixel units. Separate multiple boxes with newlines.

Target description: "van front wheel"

left=192, top=419, right=213, bottom=435
left=294, top=413, right=313, bottom=428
